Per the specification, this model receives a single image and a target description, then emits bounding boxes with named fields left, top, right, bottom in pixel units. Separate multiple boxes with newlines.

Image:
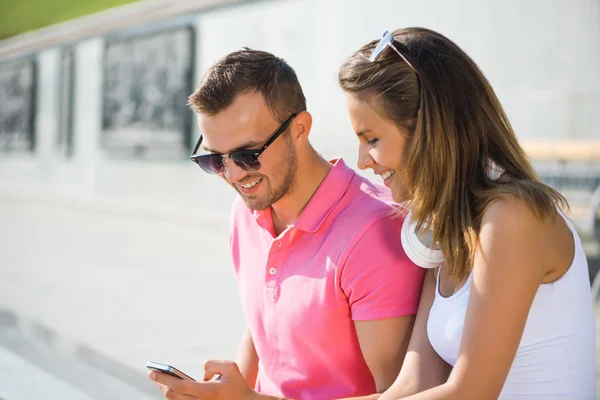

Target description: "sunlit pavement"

left=0, top=195, right=244, bottom=399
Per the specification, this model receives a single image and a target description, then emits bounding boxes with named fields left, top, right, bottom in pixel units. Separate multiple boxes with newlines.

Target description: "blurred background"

left=0, top=0, right=599, bottom=399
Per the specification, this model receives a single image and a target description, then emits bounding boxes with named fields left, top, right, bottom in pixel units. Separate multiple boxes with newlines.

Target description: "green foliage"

left=0, top=0, right=140, bottom=40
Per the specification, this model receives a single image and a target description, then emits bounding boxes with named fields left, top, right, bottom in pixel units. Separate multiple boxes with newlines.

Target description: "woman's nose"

left=357, top=147, right=375, bottom=170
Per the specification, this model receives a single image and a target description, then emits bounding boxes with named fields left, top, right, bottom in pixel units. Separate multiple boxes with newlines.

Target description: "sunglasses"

left=191, top=113, right=297, bottom=175
left=370, top=31, right=418, bottom=75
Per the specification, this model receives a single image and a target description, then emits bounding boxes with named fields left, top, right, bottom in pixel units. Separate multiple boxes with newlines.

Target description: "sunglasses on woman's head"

left=370, top=31, right=418, bottom=75
left=190, top=113, right=298, bottom=175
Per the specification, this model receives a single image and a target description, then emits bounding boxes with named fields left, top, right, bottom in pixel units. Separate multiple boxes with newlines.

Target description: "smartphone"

left=146, top=361, right=195, bottom=381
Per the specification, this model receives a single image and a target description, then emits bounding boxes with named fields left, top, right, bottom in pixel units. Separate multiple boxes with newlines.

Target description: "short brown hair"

left=339, top=28, right=566, bottom=282
left=188, top=48, right=306, bottom=122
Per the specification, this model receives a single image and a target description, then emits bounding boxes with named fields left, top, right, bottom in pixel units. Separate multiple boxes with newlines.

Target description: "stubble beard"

left=240, top=136, right=298, bottom=211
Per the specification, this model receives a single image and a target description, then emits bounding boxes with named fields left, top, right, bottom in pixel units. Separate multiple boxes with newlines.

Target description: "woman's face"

left=345, top=93, right=411, bottom=202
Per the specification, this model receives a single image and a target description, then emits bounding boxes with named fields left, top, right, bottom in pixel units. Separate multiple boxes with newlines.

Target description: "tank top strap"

left=556, top=207, right=582, bottom=245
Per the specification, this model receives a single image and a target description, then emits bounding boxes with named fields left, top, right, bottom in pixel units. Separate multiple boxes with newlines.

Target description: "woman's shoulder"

left=481, top=192, right=569, bottom=247
left=479, top=192, right=574, bottom=280
left=482, top=193, right=546, bottom=228
left=481, top=179, right=564, bottom=228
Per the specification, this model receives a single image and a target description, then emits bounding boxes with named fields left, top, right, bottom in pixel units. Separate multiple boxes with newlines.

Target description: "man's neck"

left=270, top=153, right=332, bottom=236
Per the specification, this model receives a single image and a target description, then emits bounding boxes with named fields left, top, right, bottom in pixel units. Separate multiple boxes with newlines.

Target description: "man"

left=149, top=48, right=425, bottom=400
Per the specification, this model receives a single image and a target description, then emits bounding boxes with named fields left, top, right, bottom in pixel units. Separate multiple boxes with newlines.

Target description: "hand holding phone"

left=148, top=360, right=249, bottom=400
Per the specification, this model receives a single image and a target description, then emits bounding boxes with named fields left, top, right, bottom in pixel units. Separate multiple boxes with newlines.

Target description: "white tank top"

left=427, top=212, right=597, bottom=399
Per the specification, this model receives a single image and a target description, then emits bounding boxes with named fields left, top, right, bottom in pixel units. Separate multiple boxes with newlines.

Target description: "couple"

left=148, top=28, right=596, bottom=399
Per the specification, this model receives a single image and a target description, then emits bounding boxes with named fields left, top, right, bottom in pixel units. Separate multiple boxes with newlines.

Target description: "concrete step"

left=0, top=346, right=95, bottom=400
left=0, top=314, right=162, bottom=400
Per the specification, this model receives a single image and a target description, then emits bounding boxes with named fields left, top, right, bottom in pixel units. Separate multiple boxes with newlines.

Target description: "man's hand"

left=148, top=360, right=259, bottom=400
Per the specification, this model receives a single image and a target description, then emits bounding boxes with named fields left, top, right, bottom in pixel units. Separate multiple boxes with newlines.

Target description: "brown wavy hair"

left=338, top=27, right=567, bottom=282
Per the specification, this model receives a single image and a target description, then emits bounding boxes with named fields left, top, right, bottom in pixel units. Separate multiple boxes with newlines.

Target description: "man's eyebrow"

left=201, top=140, right=263, bottom=155
left=356, top=129, right=372, bottom=137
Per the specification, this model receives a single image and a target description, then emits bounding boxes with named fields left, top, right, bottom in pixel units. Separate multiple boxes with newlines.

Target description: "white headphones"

left=401, top=162, right=505, bottom=269
left=401, top=212, right=444, bottom=269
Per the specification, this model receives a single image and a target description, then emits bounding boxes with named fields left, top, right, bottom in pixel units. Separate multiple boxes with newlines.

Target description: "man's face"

left=196, top=92, right=298, bottom=210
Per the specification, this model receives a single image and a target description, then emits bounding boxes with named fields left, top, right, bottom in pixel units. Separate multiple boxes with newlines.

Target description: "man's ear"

left=291, top=111, right=312, bottom=142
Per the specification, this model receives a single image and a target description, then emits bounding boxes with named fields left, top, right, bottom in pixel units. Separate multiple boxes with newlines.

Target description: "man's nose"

left=223, top=157, right=247, bottom=182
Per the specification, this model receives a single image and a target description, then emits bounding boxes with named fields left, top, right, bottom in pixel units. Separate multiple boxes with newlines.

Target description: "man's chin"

left=241, top=195, right=271, bottom=211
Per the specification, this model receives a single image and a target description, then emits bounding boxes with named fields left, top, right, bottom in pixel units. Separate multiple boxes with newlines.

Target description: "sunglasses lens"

left=231, top=152, right=261, bottom=171
left=370, top=31, right=393, bottom=61
left=195, top=155, right=224, bottom=174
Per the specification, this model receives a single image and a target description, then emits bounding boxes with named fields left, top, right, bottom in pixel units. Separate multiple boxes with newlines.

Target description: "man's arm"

left=354, top=315, right=415, bottom=393
left=236, top=327, right=259, bottom=388
left=338, top=215, right=428, bottom=394
left=342, top=269, right=451, bottom=400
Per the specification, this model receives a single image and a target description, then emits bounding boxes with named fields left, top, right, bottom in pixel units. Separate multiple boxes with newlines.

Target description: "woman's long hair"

left=339, top=27, right=567, bottom=282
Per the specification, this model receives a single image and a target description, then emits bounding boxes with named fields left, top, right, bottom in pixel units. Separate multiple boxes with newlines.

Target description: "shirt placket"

left=264, top=231, right=290, bottom=304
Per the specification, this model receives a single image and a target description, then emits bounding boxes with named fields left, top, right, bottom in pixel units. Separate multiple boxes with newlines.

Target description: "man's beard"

left=238, top=136, right=298, bottom=211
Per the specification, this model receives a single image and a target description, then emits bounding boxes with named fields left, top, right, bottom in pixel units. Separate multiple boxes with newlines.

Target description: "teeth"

left=381, top=170, right=395, bottom=181
left=241, top=178, right=262, bottom=189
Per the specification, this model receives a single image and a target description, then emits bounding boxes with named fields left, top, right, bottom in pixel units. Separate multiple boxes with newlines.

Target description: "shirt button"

left=269, top=267, right=277, bottom=275
left=278, top=242, right=282, bottom=248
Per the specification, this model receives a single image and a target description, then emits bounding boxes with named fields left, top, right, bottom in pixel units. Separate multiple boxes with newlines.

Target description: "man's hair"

left=187, top=48, right=306, bottom=122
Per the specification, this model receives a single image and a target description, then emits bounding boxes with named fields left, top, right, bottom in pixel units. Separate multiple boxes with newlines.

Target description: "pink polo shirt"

left=229, top=158, right=425, bottom=400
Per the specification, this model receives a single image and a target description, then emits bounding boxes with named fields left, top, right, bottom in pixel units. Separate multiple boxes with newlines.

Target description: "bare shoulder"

left=479, top=195, right=572, bottom=280
left=480, top=194, right=565, bottom=242
left=481, top=195, right=544, bottom=227
left=479, top=196, right=543, bottom=252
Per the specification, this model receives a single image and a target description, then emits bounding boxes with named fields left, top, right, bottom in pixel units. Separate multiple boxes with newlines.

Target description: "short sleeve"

left=339, top=215, right=426, bottom=321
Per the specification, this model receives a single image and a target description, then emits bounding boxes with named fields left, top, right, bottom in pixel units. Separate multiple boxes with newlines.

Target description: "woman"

left=338, top=28, right=596, bottom=399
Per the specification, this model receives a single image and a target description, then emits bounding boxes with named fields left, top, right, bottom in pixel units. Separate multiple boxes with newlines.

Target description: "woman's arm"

left=387, top=196, right=551, bottom=399
left=375, top=268, right=452, bottom=399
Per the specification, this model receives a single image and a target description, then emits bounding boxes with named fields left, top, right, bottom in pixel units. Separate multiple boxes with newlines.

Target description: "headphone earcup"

left=400, top=211, right=444, bottom=269
left=400, top=162, right=501, bottom=269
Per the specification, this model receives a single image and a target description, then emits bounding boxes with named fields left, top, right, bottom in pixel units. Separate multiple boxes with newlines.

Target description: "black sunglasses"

left=191, top=113, right=297, bottom=175
left=370, top=31, right=418, bottom=75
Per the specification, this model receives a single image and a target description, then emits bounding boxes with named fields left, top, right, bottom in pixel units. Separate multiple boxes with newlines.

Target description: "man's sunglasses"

left=370, top=31, right=418, bottom=75
left=190, top=113, right=297, bottom=175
